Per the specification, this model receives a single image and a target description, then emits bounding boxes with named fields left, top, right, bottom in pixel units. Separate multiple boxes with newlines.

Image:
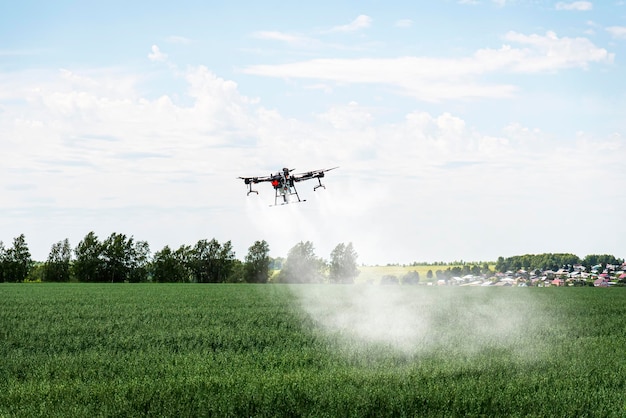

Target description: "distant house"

left=594, top=277, right=609, bottom=287
left=551, top=278, right=564, bottom=287
left=555, top=269, right=569, bottom=277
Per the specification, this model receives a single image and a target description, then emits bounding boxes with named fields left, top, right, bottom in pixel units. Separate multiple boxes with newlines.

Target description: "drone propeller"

left=293, top=166, right=338, bottom=180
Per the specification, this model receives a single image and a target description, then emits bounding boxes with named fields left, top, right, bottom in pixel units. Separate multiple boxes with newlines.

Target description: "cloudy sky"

left=1, top=0, right=624, bottom=265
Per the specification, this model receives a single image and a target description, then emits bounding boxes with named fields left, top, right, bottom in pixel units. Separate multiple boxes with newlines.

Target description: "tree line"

left=427, top=263, right=493, bottom=281
left=495, top=253, right=624, bottom=273
left=423, top=254, right=624, bottom=281
left=2, top=233, right=622, bottom=284
left=0, top=233, right=360, bottom=284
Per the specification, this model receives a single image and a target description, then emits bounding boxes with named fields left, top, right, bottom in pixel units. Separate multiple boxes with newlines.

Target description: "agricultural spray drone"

left=239, top=167, right=338, bottom=206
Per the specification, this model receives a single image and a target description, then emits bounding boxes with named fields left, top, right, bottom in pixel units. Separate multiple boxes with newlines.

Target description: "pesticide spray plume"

left=292, top=284, right=545, bottom=360
left=243, top=178, right=546, bottom=362
left=245, top=194, right=326, bottom=257
left=243, top=171, right=390, bottom=263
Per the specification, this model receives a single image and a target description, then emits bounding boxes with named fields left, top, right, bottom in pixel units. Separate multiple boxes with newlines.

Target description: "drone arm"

left=239, top=175, right=277, bottom=196
left=292, top=171, right=330, bottom=190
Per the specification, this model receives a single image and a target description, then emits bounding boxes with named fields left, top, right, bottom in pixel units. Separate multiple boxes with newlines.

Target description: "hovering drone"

left=239, top=167, right=338, bottom=206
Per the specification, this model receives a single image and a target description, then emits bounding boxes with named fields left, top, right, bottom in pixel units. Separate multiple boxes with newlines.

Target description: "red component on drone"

left=238, top=166, right=338, bottom=206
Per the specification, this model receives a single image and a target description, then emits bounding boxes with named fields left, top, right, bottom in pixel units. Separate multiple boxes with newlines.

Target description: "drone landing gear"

left=313, top=177, right=326, bottom=191
left=246, top=183, right=258, bottom=195
left=273, top=184, right=303, bottom=206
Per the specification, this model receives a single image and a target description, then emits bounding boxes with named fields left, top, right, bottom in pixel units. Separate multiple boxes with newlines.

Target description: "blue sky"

left=1, top=0, right=625, bottom=264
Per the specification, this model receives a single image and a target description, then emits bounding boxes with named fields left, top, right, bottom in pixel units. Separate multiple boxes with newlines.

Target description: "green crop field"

left=1, top=284, right=625, bottom=417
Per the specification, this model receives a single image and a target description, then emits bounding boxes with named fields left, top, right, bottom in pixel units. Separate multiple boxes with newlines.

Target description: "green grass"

left=1, top=284, right=626, bottom=417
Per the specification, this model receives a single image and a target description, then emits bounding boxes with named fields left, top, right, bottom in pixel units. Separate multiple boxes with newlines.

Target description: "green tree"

left=27, top=263, right=45, bottom=282
left=401, top=270, right=420, bottom=285
left=2, top=234, right=32, bottom=282
left=244, top=240, right=270, bottom=283
left=217, top=240, right=236, bottom=283
left=152, top=245, right=192, bottom=283
left=0, top=241, right=5, bottom=282
left=328, top=242, right=359, bottom=284
left=495, top=256, right=508, bottom=272
left=190, top=239, right=221, bottom=283
left=225, top=259, right=245, bottom=283
left=189, top=239, right=236, bottom=283
left=73, top=231, right=105, bottom=282
left=381, top=274, right=399, bottom=285
left=152, top=245, right=175, bottom=283
left=44, top=238, right=72, bottom=282
left=174, top=245, right=193, bottom=282
left=481, top=262, right=492, bottom=275
left=128, top=240, right=150, bottom=283
left=495, top=253, right=584, bottom=273
left=449, top=266, right=462, bottom=277
left=99, top=233, right=150, bottom=283
left=101, top=233, right=132, bottom=283
left=276, top=241, right=324, bottom=283
left=582, top=254, right=624, bottom=271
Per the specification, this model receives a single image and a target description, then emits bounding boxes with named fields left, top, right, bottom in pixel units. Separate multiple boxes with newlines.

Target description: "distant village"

left=431, top=262, right=626, bottom=287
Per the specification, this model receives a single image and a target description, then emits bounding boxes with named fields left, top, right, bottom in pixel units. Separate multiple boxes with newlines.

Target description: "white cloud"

left=0, top=65, right=260, bottom=212
left=242, top=31, right=612, bottom=101
left=606, top=26, right=626, bottom=39
left=166, top=35, right=192, bottom=44
left=555, top=1, right=593, bottom=11
left=243, top=56, right=516, bottom=101
left=254, top=31, right=299, bottom=43
left=2, top=56, right=623, bottom=263
left=327, top=15, right=372, bottom=33
left=394, top=19, right=413, bottom=28
left=500, top=31, right=613, bottom=71
left=584, top=21, right=596, bottom=35
left=252, top=31, right=315, bottom=46
left=148, top=45, right=168, bottom=62
left=303, top=83, right=334, bottom=94
left=315, top=101, right=373, bottom=130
